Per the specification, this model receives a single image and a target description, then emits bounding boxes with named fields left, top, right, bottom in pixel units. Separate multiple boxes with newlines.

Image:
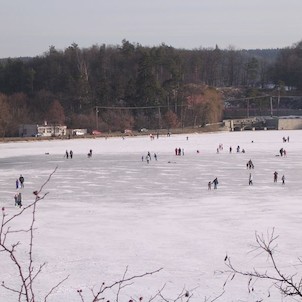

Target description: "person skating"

left=274, top=171, right=278, bottom=182
left=212, top=177, right=219, bottom=189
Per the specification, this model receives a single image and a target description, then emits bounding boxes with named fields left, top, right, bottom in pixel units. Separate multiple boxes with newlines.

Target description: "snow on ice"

left=0, top=130, right=302, bottom=301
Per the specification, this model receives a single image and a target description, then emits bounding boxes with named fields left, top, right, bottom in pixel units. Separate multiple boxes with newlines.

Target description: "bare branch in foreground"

left=0, top=166, right=68, bottom=301
left=224, top=228, right=302, bottom=299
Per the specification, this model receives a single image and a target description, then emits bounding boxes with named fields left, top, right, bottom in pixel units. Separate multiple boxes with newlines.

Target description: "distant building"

left=19, top=123, right=67, bottom=137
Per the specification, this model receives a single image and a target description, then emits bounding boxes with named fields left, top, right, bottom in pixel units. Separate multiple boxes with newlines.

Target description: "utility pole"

left=158, top=107, right=161, bottom=129
left=95, top=107, right=99, bottom=130
left=277, top=88, right=280, bottom=116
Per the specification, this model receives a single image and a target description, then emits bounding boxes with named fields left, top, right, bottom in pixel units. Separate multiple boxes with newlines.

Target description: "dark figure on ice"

left=282, top=175, right=285, bottom=185
left=70, top=150, right=73, bottom=159
left=65, top=150, right=69, bottom=159
left=88, top=149, right=93, bottom=158
left=274, top=171, right=278, bottom=182
left=19, top=175, right=24, bottom=188
left=208, top=181, right=212, bottom=190
left=212, top=177, right=219, bottom=189
left=249, top=173, right=253, bottom=185
left=279, top=148, right=284, bottom=157
left=15, top=179, right=19, bottom=189
left=15, top=192, right=22, bottom=208
left=14, top=193, right=18, bottom=206
left=247, top=159, right=254, bottom=169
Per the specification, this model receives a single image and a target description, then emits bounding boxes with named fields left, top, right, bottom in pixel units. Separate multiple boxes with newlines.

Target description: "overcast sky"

left=1, top=0, right=301, bottom=58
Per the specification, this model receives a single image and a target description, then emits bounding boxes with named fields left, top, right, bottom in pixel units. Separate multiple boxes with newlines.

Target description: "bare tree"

left=0, top=167, right=69, bottom=301
left=224, top=228, right=302, bottom=300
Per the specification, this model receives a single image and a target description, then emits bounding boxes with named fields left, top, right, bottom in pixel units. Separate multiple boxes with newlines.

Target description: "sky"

left=1, top=130, right=302, bottom=301
left=0, top=0, right=302, bottom=58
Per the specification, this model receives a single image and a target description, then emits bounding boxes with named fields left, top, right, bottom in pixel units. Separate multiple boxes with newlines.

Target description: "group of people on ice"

left=279, top=148, right=287, bottom=156
left=208, top=177, right=219, bottom=190
left=209, top=135, right=290, bottom=189
left=142, top=151, right=157, bottom=163
left=246, top=159, right=254, bottom=169
left=65, top=150, right=74, bottom=159
left=228, top=145, right=245, bottom=154
left=282, top=136, right=290, bottom=143
left=175, top=148, right=184, bottom=156
left=64, top=149, right=93, bottom=158
left=273, top=171, right=285, bottom=184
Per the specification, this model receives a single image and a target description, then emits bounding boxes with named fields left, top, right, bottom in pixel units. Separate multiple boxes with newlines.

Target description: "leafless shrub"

left=224, top=228, right=302, bottom=300
left=0, top=166, right=69, bottom=301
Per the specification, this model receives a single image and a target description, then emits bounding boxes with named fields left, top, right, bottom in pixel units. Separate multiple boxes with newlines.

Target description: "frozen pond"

left=0, top=130, right=302, bottom=301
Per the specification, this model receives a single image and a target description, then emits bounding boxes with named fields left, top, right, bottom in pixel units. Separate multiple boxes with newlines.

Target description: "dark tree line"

left=0, top=39, right=301, bottom=136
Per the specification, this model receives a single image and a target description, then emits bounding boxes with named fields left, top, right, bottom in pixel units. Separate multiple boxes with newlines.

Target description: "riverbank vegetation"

left=0, top=40, right=301, bottom=137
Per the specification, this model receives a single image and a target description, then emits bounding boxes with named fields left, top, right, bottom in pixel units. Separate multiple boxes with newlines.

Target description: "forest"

left=0, top=39, right=301, bottom=137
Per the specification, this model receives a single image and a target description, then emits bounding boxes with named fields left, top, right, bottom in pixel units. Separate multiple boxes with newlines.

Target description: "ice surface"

left=0, top=130, right=301, bottom=301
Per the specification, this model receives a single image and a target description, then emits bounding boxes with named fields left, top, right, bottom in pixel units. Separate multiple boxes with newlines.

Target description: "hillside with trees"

left=0, top=40, right=301, bottom=137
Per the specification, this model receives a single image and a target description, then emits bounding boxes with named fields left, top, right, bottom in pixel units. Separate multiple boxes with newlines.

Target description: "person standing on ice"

left=274, top=171, right=278, bottom=182
left=282, top=175, right=285, bottom=184
left=212, top=177, right=219, bottom=189
left=65, top=150, right=69, bottom=159
left=19, top=175, right=24, bottom=188
left=16, top=192, right=22, bottom=208
left=14, top=193, right=18, bottom=206
left=15, top=179, right=19, bottom=189
left=249, top=173, right=253, bottom=185
left=70, top=150, right=73, bottom=159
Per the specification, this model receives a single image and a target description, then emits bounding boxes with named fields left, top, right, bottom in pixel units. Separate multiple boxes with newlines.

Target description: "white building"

left=19, top=124, right=67, bottom=137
